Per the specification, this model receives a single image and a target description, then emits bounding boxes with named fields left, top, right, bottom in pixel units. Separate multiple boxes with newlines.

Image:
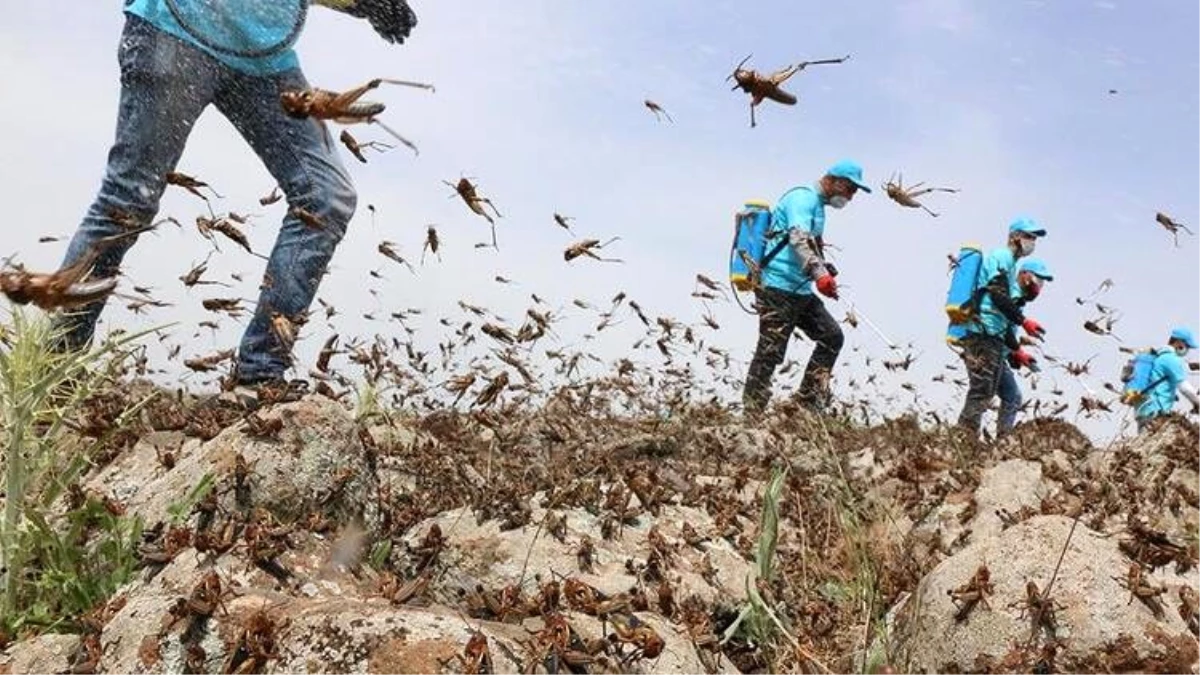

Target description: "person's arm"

left=312, top=0, right=417, bottom=43
left=1179, top=381, right=1200, bottom=409
left=788, top=229, right=828, bottom=280
left=781, top=192, right=829, bottom=280
left=982, top=270, right=1026, bottom=325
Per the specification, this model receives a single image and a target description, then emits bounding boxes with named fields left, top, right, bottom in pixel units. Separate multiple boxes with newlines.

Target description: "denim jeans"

left=52, top=14, right=356, bottom=383
left=956, top=333, right=1006, bottom=434
left=743, top=286, right=844, bottom=414
left=996, top=360, right=1021, bottom=437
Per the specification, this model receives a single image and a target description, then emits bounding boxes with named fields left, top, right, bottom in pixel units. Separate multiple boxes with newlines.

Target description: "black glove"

left=340, top=0, right=417, bottom=44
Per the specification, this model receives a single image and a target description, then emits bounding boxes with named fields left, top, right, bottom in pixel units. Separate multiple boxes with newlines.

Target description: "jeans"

left=52, top=15, right=356, bottom=383
left=743, top=286, right=844, bottom=414
left=996, top=360, right=1021, bottom=437
left=956, top=333, right=1006, bottom=434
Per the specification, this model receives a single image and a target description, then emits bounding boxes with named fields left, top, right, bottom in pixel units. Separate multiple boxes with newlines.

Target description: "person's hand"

left=816, top=274, right=839, bottom=300
left=1009, top=349, right=1036, bottom=370
left=825, top=262, right=839, bottom=278
left=324, top=0, right=417, bottom=44
left=1021, top=317, right=1045, bottom=340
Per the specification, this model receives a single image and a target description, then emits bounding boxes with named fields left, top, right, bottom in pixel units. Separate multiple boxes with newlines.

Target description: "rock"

left=892, top=515, right=1199, bottom=673
left=87, top=396, right=380, bottom=531
left=406, top=500, right=753, bottom=607
left=965, top=459, right=1047, bottom=544
left=1, top=633, right=79, bottom=675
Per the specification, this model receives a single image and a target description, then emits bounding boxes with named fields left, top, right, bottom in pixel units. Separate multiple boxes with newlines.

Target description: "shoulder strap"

left=760, top=235, right=790, bottom=269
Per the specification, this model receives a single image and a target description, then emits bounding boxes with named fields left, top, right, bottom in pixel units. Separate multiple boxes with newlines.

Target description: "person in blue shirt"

left=742, top=159, right=871, bottom=416
left=50, top=0, right=417, bottom=406
left=995, top=258, right=1054, bottom=439
left=1136, top=327, right=1200, bottom=432
left=956, top=217, right=1049, bottom=435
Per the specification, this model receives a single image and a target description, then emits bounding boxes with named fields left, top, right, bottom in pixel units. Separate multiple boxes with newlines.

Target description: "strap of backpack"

left=1137, top=349, right=1172, bottom=395
left=760, top=230, right=790, bottom=268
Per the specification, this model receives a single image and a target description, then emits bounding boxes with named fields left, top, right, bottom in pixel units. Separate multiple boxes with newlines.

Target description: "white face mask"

left=1017, top=238, right=1037, bottom=256
left=828, top=195, right=849, bottom=209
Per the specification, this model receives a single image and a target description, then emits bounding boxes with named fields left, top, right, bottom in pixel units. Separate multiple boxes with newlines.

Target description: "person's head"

left=1016, top=258, right=1053, bottom=301
left=1168, top=326, right=1198, bottom=357
left=819, top=159, right=872, bottom=209
left=1007, top=217, right=1047, bottom=258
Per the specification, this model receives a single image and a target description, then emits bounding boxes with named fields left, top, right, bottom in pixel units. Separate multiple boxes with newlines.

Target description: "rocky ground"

left=1, top=380, right=1197, bottom=674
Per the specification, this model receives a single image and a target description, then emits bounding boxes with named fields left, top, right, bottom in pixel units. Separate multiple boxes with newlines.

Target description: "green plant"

left=722, top=465, right=791, bottom=648
left=0, top=307, right=164, bottom=634
left=166, top=472, right=216, bottom=526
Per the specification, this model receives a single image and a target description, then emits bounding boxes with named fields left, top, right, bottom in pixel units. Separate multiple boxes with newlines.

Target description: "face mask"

left=1017, top=238, right=1037, bottom=256
left=828, top=195, right=849, bottom=209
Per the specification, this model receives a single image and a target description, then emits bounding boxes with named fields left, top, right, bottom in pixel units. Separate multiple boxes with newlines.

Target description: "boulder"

left=892, top=515, right=1198, bottom=673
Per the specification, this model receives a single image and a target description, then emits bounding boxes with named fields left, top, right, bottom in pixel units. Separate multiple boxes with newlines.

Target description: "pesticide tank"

left=945, top=243, right=984, bottom=325
left=729, top=200, right=773, bottom=292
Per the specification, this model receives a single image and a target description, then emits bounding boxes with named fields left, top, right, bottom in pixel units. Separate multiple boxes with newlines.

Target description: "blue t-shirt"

left=125, top=0, right=305, bottom=76
left=967, top=246, right=1019, bottom=338
left=1137, top=349, right=1189, bottom=419
left=761, top=185, right=825, bottom=295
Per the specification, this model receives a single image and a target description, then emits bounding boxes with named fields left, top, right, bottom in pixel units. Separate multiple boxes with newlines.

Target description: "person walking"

left=1134, top=326, right=1200, bottom=432
left=50, top=0, right=417, bottom=405
left=955, top=217, right=1048, bottom=436
left=995, top=258, right=1054, bottom=438
left=742, top=159, right=871, bottom=417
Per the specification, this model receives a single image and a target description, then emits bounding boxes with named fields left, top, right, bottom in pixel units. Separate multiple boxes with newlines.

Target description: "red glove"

left=815, top=274, right=839, bottom=300
left=1009, top=349, right=1036, bottom=370
left=1022, top=317, right=1045, bottom=339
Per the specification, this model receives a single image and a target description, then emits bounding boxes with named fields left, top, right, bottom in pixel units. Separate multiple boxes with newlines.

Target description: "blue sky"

left=1, top=0, right=1196, bottom=442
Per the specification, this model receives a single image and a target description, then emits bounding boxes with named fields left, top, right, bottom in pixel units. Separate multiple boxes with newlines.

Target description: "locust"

left=339, top=129, right=394, bottom=163
left=165, top=170, right=222, bottom=200
left=727, top=53, right=849, bottom=127
left=564, top=237, right=623, bottom=263
left=1114, top=562, right=1167, bottom=619
left=290, top=206, right=325, bottom=230
left=445, top=177, right=502, bottom=247
left=183, top=348, right=235, bottom=369
left=553, top=212, right=575, bottom=234
left=422, top=225, right=442, bottom=263
left=644, top=99, right=673, bottom=123
left=258, top=186, right=282, bottom=206
left=1155, top=211, right=1193, bottom=247
left=196, top=215, right=260, bottom=257
left=279, top=77, right=432, bottom=155
left=377, top=241, right=415, bottom=273
left=948, top=564, right=993, bottom=622
left=0, top=223, right=157, bottom=311
left=883, top=172, right=958, bottom=217
left=180, top=251, right=226, bottom=284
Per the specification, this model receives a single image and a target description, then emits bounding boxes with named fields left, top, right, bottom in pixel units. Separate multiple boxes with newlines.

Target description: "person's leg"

left=52, top=15, right=218, bottom=350
left=956, top=335, right=1005, bottom=434
left=743, top=288, right=802, bottom=415
left=213, top=67, right=357, bottom=384
left=793, top=294, right=845, bottom=411
left=996, top=360, right=1021, bottom=437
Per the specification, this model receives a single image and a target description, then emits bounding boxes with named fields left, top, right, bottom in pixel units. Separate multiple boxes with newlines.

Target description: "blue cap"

left=826, top=160, right=872, bottom=193
left=1170, top=326, right=1198, bottom=349
left=1018, top=258, right=1054, bottom=281
left=1009, top=217, right=1047, bottom=237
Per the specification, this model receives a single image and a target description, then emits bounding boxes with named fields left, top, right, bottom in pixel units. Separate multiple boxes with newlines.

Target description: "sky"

left=1, top=0, right=1197, bottom=444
